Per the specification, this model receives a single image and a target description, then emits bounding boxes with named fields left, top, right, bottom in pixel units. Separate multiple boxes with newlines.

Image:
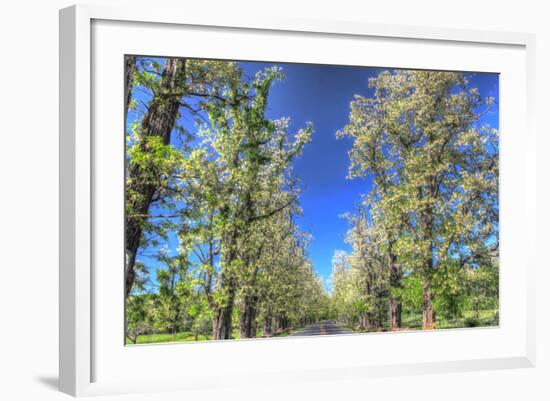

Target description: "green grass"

left=131, top=327, right=295, bottom=345
left=132, top=331, right=208, bottom=344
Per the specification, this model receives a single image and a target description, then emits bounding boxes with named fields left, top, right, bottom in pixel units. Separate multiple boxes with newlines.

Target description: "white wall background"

left=0, top=0, right=547, bottom=400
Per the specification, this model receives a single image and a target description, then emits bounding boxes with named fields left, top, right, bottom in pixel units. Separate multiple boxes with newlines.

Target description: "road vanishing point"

left=291, top=320, right=355, bottom=337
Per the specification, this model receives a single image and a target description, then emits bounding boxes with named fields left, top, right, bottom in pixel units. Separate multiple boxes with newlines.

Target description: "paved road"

left=291, top=320, right=355, bottom=337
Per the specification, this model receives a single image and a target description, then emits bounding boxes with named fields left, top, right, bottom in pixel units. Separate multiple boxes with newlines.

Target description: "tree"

left=125, top=58, right=243, bottom=298
left=339, top=70, right=499, bottom=329
left=125, top=58, right=186, bottom=299
left=329, top=250, right=358, bottom=327
left=154, top=252, right=193, bottom=334
left=344, top=208, right=389, bottom=330
left=126, top=294, right=156, bottom=344
left=179, top=67, right=312, bottom=339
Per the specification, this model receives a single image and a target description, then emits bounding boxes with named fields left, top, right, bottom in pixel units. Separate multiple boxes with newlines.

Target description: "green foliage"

left=397, top=274, right=423, bottom=313
left=126, top=294, right=157, bottom=344
left=432, top=264, right=468, bottom=322
left=466, top=261, right=499, bottom=313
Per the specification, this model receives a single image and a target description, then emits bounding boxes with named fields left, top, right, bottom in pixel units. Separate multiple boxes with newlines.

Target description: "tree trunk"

left=275, top=315, right=288, bottom=333
left=422, top=282, right=436, bottom=330
left=125, top=58, right=186, bottom=298
left=213, top=283, right=237, bottom=340
left=389, top=298, right=402, bottom=330
left=263, top=315, right=273, bottom=337
left=123, top=55, right=135, bottom=301
left=388, top=244, right=402, bottom=330
left=420, top=193, right=436, bottom=330
left=377, top=309, right=384, bottom=330
left=212, top=262, right=237, bottom=340
left=212, top=299, right=234, bottom=340
left=239, top=250, right=261, bottom=339
left=359, top=314, right=371, bottom=331
left=239, top=295, right=258, bottom=338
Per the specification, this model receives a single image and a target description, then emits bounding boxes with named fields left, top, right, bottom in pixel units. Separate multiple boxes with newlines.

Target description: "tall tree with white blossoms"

left=340, top=70, right=498, bottom=329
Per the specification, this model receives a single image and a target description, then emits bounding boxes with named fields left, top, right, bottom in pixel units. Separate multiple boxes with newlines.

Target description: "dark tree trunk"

left=359, top=314, right=371, bottom=331
left=264, top=318, right=273, bottom=337
left=210, top=231, right=240, bottom=340
left=212, top=264, right=237, bottom=340
left=125, top=58, right=186, bottom=298
left=275, top=315, right=288, bottom=333
left=212, top=283, right=237, bottom=340
left=361, top=275, right=374, bottom=331
left=377, top=309, right=384, bottom=330
left=388, top=252, right=402, bottom=331
left=239, top=295, right=258, bottom=338
left=263, top=312, right=273, bottom=337
left=212, top=302, right=234, bottom=340
left=387, top=243, right=402, bottom=330
left=389, top=298, right=402, bottom=330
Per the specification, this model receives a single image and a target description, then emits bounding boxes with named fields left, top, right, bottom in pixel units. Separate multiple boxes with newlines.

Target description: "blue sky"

left=240, top=61, right=499, bottom=289
left=129, top=58, right=499, bottom=291
left=240, top=62, right=380, bottom=288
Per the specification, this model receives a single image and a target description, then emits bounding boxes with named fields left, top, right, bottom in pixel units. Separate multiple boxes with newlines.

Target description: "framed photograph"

left=59, top=4, right=536, bottom=396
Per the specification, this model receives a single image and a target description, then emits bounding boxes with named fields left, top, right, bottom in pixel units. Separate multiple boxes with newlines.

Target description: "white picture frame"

left=59, top=4, right=536, bottom=397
